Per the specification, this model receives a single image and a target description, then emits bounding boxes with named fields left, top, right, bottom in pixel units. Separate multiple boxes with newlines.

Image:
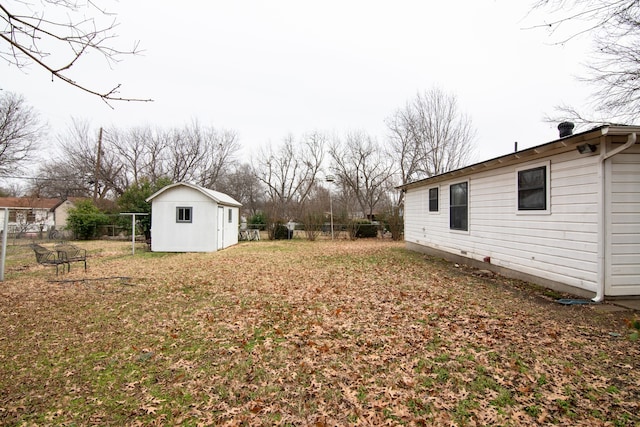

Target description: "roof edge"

left=146, top=182, right=242, bottom=207
left=398, top=124, right=638, bottom=190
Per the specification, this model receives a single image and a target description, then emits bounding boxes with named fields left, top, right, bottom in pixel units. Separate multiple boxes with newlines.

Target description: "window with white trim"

left=228, top=208, right=233, bottom=223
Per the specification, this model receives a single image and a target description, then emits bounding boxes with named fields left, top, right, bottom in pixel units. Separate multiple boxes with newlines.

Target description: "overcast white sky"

left=4, top=0, right=593, bottom=168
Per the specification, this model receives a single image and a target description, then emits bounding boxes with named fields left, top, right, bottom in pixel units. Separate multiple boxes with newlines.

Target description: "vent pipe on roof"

left=558, top=122, right=575, bottom=138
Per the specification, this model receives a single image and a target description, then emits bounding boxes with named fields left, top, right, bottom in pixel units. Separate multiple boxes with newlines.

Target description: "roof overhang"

left=146, top=182, right=242, bottom=207
left=398, top=124, right=640, bottom=191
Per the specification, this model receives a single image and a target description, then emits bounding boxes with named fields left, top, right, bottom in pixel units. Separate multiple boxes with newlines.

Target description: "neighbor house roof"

left=146, top=182, right=242, bottom=207
left=398, top=124, right=640, bottom=190
left=0, top=197, right=68, bottom=210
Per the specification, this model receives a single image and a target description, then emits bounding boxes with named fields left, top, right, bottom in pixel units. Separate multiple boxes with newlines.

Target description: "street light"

left=326, top=175, right=335, bottom=240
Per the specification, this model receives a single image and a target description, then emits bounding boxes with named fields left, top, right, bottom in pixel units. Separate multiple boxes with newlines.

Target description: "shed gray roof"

left=146, top=182, right=242, bottom=207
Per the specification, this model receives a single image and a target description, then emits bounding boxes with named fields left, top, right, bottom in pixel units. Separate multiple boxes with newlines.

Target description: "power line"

left=0, top=174, right=87, bottom=182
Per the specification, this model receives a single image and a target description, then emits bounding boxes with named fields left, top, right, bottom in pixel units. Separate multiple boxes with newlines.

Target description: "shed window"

left=228, top=208, right=232, bottom=223
left=449, top=182, right=468, bottom=231
left=176, top=207, right=192, bottom=223
left=518, top=166, right=547, bottom=210
left=429, top=187, right=439, bottom=212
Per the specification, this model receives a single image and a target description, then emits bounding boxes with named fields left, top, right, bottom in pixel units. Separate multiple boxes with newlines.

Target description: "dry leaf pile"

left=0, top=239, right=638, bottom=426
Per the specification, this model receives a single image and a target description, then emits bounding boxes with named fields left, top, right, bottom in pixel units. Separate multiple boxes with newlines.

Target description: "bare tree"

left=329, top=131, right=395, bottom=220
left=299, top=182, right=330, bottom=241
left=0, top=91, right=43, bottom=176
left=216, top=163, right=264, bottom=216
left=386, top=104, right=423, bottom=202
left=105, top=126, right=154, bottom=187
left=195, top=127, right=241, bottom=189
left=1, top=1, right=150, bottom=103
left=36, top=123, right=156, bottom=198
left=530, top=1, right=640, bottom=122
left=34, top=120, right=243, bottom=203
left=33, top=118, right=123, bottom=201
left=166, top=125, right=204, bottom=184
left=0, top=181, right=24, bottom=196
left=159, top=121, right=241, bottom=187
left=30, top=161, right=90, bottom=199
left=144, top=128, right=172, bottom=184
left=386, top=88, right=476, bottom=206
left=103, top=125, right=175, bottom=187
left=254, top=132, right=326, bottom=221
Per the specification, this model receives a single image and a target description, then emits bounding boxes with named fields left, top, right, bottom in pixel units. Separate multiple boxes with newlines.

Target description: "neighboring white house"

left=146, top=182, right=242, bottom=252
left=400, top=124, right=640, bottom=301
left=0, top=197, right=76, bottom=235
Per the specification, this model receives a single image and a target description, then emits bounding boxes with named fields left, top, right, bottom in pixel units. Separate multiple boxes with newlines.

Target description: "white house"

left=0, top=197, right=76, bottom=235
left=146, top=182, right=242, bottom=252
left=400, top=124, right=640, bottom=301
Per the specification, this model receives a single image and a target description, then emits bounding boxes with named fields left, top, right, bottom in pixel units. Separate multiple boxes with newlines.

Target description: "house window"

left=518, top=166, right=547, bottom=211
left=450, top=182, right=468, bottom=231
left=429, top=187, right=439, bottom=212
left=228, top=208, right=232, bottom=223
left=176, top=207, right=192, bottom=223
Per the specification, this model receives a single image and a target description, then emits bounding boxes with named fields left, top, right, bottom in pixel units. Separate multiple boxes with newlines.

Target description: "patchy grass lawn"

left=0, top=239, right=638, bottom=426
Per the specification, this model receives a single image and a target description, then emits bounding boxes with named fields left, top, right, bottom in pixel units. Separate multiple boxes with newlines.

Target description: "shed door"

left=217, top=206, right=224, bottom=250
left=605, top=151, right=640, bottom=296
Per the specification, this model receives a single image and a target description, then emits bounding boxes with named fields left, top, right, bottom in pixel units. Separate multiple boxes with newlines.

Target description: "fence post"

left=1, top=208, right=8, bottom=281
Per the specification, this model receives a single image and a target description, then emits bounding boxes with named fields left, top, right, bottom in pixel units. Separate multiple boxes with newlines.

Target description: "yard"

left=0, top=239, right=638, bottom=426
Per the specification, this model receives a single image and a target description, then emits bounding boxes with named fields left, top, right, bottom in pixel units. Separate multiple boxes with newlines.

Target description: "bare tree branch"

left=254, top=132, right=326, bottom=220
left=387, top=88, right=476, bottom=179
left=0, top=91, right=44, bottom=175
left=0, top=1, right=151, bottom=104
left=530, top=0, right=640, bottom=122
left=329, top=131, right=394, bottom=219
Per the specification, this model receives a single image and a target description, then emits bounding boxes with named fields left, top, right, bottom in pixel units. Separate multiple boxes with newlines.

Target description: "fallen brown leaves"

left=0, top=239, right=638, bottom=426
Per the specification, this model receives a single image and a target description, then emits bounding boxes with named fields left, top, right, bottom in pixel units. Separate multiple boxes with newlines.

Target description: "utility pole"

left=93, top=127, right=103, bottom=203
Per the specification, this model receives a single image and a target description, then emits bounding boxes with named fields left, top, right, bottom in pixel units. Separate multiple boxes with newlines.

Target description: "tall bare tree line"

left=2, top=88, right=477, bottom=223
left=328, top=131, right=394, bottom=220
left=255, top=132, right=327, bottom=221
left=386, top=87, right=476, bottom=206
left=29, top=119, right=242, bottom=201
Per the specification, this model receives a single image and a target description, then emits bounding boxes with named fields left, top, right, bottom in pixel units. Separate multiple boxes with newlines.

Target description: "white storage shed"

left=146, top=182, right=241, bottom=252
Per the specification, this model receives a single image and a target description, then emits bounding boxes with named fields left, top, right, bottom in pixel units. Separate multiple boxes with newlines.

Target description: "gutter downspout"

left=593, top=132, right=637, bottom=302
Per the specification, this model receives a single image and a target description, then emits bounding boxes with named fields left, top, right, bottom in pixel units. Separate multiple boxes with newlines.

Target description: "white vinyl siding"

left=405, top=151, right=602, bottom=294
left=606, top=147, right=640, bottom=296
